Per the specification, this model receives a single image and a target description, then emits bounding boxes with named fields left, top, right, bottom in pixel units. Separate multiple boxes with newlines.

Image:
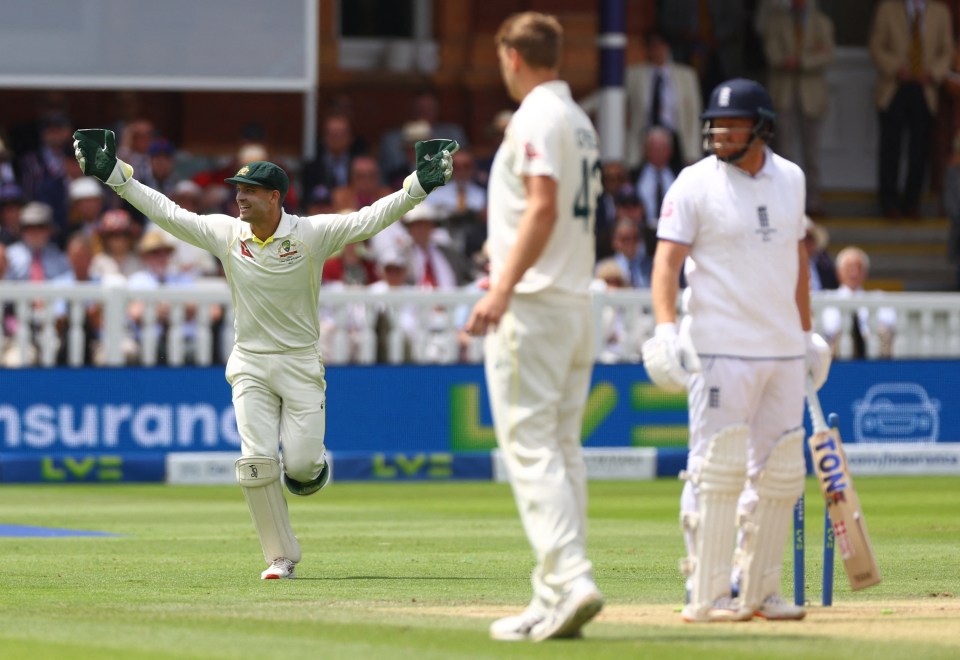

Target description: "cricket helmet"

left=701, top=78, right=776, bottom=161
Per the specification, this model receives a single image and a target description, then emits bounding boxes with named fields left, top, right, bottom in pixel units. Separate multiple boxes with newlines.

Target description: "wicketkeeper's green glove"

left=73, top=129, right=134, bottom=187
left=403, top=138, right=459, bottom=199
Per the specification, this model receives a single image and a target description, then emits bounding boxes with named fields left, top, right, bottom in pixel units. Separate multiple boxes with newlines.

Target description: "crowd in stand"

left=3, top=0, right=958, bottom=366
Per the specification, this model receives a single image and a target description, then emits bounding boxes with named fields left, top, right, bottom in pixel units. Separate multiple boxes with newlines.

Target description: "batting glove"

left=641, top=319, right=702, bottom=393
left=403, top=138, right=459, bottom=199
left=73, top=129, right=134, bottom=187
left=805, top=330, right=832, bottom=391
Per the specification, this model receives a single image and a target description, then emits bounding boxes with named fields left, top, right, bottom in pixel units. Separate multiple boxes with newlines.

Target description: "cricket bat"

left=805, top=378, right=881, bottom=591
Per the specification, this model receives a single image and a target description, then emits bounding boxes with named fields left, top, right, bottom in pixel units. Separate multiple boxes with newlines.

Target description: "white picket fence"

left=1, top=281, right=959, bottom=367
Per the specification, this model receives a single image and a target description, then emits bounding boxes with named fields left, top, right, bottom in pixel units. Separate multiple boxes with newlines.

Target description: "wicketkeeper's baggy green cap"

left=224, top=161, right=289, bottom=199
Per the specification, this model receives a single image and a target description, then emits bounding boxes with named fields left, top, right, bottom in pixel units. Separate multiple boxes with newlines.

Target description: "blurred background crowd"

left=2, top=0, right=959, bottom=367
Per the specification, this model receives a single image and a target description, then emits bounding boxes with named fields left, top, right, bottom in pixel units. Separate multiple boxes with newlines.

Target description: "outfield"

left=0, top=477, right=957, bottom=659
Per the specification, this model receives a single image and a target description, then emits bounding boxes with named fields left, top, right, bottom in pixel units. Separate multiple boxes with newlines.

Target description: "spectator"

left=591, top=257, right=644, bottom=363
left=66, top=176, right=106, bottom=243
left=475, top=109, right=513, bottom=188
left=763, top=0, right=835, bottom=216
left=53, top=232, right=103, bottom=366
left=596, top=161, right=633, bottom=262
left=117, top=119, right=156, bottom=188
left=0, top=182, right=25, bottom=245
left=368, top=247, right=417, bottom=363
left=321, top=240, right=379, bottom=287
left=378, top=88, right=469, bottom=189
left=608, top=217, right=653, bottom=288
left=331, top=155, right=392, bottom=213
left=0, top=135, right=15, bottom=185
left=821, top=246, right=897, bottom=359
left=303, top=185, right=336, bottom=216
left=17, top=112, right=73, bottom=237
left=300, top=113, right=367, bottom=212
left=4, top=202, right=71, bottom=282
left=148, top=139, right=180, bottom=195
left=90, top=209, right=144, bottom=279
left=803, top=215, right=838, bottom=290
left=943, top=129, right=960, bottom=289
left=402, top=202, right=471, bottom=288
left=422, top=147, right=488, bottom=259
left=659, top=0, right=747, bottom=101
left=635, top=126, right=677, bottom=253
left=868, top=0, right=954, bottom=219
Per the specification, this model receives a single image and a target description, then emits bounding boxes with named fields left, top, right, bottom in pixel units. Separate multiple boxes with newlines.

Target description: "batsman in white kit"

left=642, top=78, right=832, bottom=622
left=73, top=128, right=457, bottom=579
left=466, top=12, right=604, bottom=642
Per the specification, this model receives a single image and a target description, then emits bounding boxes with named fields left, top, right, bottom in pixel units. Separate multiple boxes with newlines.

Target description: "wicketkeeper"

left=74, top=127, right=457, bottom=579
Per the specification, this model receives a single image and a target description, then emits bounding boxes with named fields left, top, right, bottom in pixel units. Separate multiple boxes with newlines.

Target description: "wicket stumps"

left=793, top=412, right=839, bottom=606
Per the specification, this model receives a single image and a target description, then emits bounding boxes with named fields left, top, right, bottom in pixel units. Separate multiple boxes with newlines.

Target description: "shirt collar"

left=244, top=211, right=292, bottom=246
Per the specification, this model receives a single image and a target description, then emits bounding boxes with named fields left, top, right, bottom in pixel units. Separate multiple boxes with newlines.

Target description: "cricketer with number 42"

left=806, top=378, right=882, bottom=591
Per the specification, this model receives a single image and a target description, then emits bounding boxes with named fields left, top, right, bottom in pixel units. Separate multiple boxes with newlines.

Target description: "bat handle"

left=805, top=377, right=828, bottom=433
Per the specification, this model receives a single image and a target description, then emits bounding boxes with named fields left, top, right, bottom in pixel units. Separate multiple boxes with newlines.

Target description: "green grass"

left=1, top=477, right=958, bottom=659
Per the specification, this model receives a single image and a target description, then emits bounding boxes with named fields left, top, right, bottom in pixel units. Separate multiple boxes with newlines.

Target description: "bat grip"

left=805, top=376, right=828, bottom=433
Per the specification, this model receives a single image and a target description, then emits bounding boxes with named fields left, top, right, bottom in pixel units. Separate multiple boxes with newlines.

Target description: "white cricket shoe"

left=681, top=596, right=753, bottom=623
left=529, top=578, right=604, bottom=641
left=754, top=594, right=806, bottom=620
left=490, top=607, right=545, bottom=641
left=260, top=557, right=296, bottom=580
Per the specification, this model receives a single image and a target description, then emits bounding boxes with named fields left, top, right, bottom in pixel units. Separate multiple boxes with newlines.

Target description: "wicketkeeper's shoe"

left=753, top=594, right=806, bottom=620
left=681, top=596, right=753, bottom=623
left=490, top=608, right=545, bottom=641
left=261, top=557, right=296, bottom=580
left=529, top=578, right=604, bottom=641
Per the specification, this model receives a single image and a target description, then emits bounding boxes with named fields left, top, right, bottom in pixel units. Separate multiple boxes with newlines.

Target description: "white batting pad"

left=735, top=429, right=805, bottom=612
left=683, top=424, right=748, bottom=617
left=236, top=456, right=302, bottom=565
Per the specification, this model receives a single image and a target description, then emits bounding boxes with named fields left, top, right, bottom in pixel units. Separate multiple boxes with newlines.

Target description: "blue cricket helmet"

left=701, top=78, right=776, bottom=161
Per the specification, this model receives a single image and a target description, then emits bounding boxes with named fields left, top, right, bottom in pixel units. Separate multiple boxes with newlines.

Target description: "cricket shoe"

left=753, top=594, right=806, bottom=620
left=681, top=596, right=753, bottom=623
left=529, top=578, right=604, bottom=641
left=490, top=607, right=545, bottom=641
left=261, top=557, right=296, bottom=580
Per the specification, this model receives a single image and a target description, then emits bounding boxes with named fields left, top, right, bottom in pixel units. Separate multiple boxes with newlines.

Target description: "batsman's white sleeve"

left=115, top=179, right=234, bottom=259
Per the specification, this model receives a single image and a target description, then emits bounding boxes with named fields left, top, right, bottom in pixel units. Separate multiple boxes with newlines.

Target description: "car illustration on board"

left=852, top=383, right=940, bottom=443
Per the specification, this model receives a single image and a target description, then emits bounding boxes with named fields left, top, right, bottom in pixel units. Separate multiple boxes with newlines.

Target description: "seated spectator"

left=635, top=127, right=677, bottom=232
left=402, top=203, right=472, bottom=288
left=66, top=176, right=106, bottom=244
left=803, top=215, right=838, bottom=291
left=300, top=112, right=367, bottom=212
left=475, top=109, right=512, bottom=188
left=368, top=248, right=418, bottom=364
left=591, top=257, right=644, bottom=363
left=821, top=246, right=896, bottom=359
left=322, top=240, right=379, bottom=287
left=53, top=232, right=104, bottom=365
left=608, top=217, right=652, bottom=288
left=331, top=155, right=392, bottom=212
left=596, top=161, right=634, bottom=262
left=0, top=182, right=25, bottom=245
left=117, top=119, right=156, bottom=188
left=422, top=147, right=488, bottom=259
left=303, top=185, right=336, bottom=216
left=0, top=135, right=15, bottom=186
left=5, top=202, right=72, bottom=282
left=148, top=139, right=180, bottom=195
left=91, top=210, right=144, bottom=279
left=378, top=88, right=469, bottom=189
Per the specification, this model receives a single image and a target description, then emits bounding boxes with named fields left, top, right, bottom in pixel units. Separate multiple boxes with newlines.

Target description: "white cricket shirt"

left=657, top=150, right=806, bottom=357
left=487, top=80, right=601, bottom=296
left=118, top=179, right=418, bottom=354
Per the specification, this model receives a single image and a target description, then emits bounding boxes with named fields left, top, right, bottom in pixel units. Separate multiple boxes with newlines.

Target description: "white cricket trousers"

left=680, top=357, right=805, bottom=522
left=484, top=292, right=595, bottom=608
left=226, top=345, right=328, bottom=483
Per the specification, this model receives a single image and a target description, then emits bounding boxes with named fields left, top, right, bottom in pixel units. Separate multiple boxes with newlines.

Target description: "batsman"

left=73, top=127, right=457, bottom=579
left=642, top=78, right=832, bottom=622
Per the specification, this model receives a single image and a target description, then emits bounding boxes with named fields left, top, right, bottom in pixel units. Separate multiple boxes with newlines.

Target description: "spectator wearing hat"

left=803, top=215, right=837, bottom=291
left=0, top=182, right=25, bottom=245
left=91, top=209, right=144, bottom=279
left=401, top=202, right=471, bottom=288
left=67, top=176, right=105, bottom=242
left=18, top=112, right=74, bottom=236
left=368, top=246, right=418, bottom=363
left=4, top=202, right=71, bottom=282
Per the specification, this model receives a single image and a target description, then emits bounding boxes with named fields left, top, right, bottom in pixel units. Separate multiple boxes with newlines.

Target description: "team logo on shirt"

left=239, top=240, right=254, bottom=259
left=524, top=142, right=539, bottom=160
left=755, top=206, right=776, bottom=242
left=278, top=239, right=301, bottom=263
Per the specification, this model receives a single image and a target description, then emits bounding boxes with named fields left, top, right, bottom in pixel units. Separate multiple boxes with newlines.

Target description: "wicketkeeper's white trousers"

left=484, top=292, right=596, bottom=609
